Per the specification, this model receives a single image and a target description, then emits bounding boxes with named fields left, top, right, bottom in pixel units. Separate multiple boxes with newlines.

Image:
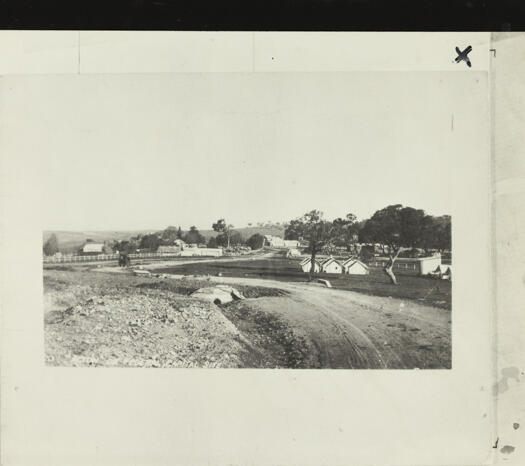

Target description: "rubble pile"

left=44, top=279, right=248, bottom=368
left=43, top=269, right=296, bottom=369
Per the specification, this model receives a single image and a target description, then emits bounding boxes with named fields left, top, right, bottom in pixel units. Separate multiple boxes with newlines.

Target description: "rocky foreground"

left=44, top=267, right=301, bottom=368
left=44, top=264, right=451, bottom=369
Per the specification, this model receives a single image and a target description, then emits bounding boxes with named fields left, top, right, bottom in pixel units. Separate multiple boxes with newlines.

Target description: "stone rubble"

left=44, top=272, right=248, bottom=368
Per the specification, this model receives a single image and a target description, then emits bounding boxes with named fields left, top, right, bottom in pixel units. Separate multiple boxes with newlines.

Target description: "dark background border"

left=0, top=0, right=523, bottom=30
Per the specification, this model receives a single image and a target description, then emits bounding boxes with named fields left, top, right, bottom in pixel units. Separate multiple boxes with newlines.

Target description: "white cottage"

left=320, top=257, right=344, bottom=274
left=300, top=257, right=321, bottom=273
left=342, top=258, right=369, bottom=275
left=157, top=245, right=181, bottom=255
left=369, top=254, right=443, bottom=276
left=82, top=242, right=105, bottom=254
left=264, top=235, right=285, bottom=247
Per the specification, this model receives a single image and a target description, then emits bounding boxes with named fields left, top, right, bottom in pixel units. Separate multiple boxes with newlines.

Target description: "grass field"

left=156, top=256, right=451, bottom=309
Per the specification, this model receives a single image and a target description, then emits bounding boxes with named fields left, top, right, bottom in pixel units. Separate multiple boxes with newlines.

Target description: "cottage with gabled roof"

left=319, top=257, right=344, bottom=274
left=82, top=242, right=105, bottom=255
left=300, top=257, right=321, bottom=273
left=342, top=258, right=369, bottom=275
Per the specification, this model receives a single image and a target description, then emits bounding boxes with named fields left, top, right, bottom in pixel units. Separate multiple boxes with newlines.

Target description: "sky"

left=4, top=72, right=475, bottom=231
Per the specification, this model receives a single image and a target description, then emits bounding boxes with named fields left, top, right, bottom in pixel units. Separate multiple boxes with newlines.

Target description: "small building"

left=180, top=247, right=223, bottom=257
left=264, top=235, right=285, bottom=248
left=342, top=258, right=369, bottom=275
left=300, top=257, right=321, bottom=273
left=368, top=254, right=442, bottom=276
left=286, top=248, right=301, bottom=258
left=320, top=257, right=344, bottom=274
left=157, top=245, right=181, bottom=255
left=82, top=242, right=105, bottom=255
left=264, top=235, right=300, bottom=248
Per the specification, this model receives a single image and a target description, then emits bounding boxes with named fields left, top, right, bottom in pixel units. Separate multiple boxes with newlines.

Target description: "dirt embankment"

left=44, top=270, right=302, bottom=368
left=219, top=301, right=311, bottom=368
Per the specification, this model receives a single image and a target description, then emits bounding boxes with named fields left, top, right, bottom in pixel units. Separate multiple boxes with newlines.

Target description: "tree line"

left=103, top=220, right=266, bottom=255
left=284, top=205, right=451, bottom=284
left=43, top=221, right=267, bottom=257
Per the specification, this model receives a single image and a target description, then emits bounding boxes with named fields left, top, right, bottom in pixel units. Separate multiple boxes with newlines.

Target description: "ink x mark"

left=455, top=46, right=472, bottom=67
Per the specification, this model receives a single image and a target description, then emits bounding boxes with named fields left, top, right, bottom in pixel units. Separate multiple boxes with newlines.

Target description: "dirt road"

left=151, top=273, right=451, bottom=369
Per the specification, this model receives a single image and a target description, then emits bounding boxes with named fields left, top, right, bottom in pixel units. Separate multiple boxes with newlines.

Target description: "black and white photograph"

left=4, top=30, right=513, bottom=466
left=37, top=72, right=457, bottom=369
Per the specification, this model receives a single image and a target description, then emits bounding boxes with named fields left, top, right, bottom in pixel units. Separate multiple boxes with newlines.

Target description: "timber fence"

left=43, top=252, right=182, bottom=264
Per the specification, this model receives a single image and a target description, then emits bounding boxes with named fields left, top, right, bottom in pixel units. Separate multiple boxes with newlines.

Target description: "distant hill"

left=198, top=225, right=285, bottom=241
left=43, top=225, right=286, bottom=253
left=42, top=230, right=158, bottom=254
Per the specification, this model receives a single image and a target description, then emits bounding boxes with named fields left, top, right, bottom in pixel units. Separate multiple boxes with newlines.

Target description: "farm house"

left=342, top=258, right=369, bottom=275
left=300, top=257, right=321, bottom=273
left=81, top=242, right=105, bottom=255
left=368, top=254, right=443, bottom=276
left=264, top=235, right=300, bottom=249
left=320, top=257, right=344, bottom=274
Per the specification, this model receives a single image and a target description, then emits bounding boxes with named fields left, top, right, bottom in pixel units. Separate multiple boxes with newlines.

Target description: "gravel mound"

left=43, top=270, right=295, bottom=368
left=45, top=289, right=248, bottom=368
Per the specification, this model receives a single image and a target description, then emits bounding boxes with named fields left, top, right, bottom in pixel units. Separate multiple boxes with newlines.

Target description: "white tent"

left=342, top=258, right=369, bottom=275
left=320, top=257, right=344, bottom=274
left=300, top=257, right=321, bottom=273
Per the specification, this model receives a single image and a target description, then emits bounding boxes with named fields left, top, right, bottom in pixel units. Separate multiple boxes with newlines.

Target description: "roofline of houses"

left=341, top=256, right=358, bottom=264
left=320, top=257, right=343, bottom=266
left=344, top=259, right=369, bottom=269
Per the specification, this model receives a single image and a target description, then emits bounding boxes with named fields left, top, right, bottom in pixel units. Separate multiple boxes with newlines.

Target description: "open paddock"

left=156, top=256, right=451, bottom=309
